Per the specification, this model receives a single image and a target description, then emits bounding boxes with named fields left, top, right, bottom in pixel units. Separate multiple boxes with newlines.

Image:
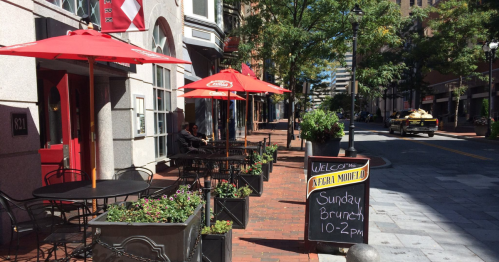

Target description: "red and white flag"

left=100, top=0, right=146, bottom=33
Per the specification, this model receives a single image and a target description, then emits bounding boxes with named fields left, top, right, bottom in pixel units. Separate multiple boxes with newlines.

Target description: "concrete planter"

left=202, top=230, right=232, bottom=262
left=311, top=138, right=342, bottom=157
left=474, top=125, right=487, bottom=136
left=214, top=197, right=249, bottom=229
left=88, top=204, right=202, bottom=262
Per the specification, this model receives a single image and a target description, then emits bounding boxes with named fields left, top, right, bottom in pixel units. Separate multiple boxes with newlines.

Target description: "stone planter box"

left=88, top=203, right=202, bottom=262
left=238, top=174, right=263, bottom=197
left=262, top=163, right=270, bottom=181
left=202, top=230, right=232, bottom=262
left=475, top=125, right=487, bottom=136
left=214, top=197, right=249, bottom=229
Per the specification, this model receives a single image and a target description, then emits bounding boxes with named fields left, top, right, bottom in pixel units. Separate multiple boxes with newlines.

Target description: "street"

left=321, top=122, right=499, bottom=262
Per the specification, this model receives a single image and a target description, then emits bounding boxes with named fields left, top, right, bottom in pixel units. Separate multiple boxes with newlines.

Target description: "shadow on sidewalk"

left=238, top=238, right=305, bottom=253
left=278, top=200, right=306, bottom=205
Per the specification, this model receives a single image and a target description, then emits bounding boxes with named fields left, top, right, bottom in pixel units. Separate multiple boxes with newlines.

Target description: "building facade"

left=0, top=0, right=186, bottom=243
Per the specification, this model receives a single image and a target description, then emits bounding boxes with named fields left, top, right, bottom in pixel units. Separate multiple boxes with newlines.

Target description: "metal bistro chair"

left=0, top=190, right=65, bottom=262
left=44, top=169, right=91, bottom=223
left=112, top=166, right=154, bottom=202
left=25, top=199, right=88, bottom=262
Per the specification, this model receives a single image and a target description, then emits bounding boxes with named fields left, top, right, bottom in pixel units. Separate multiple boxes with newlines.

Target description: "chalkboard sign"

left=305, top=156, right=370, bottom=249
left=11, top=113, right=28, bottom=136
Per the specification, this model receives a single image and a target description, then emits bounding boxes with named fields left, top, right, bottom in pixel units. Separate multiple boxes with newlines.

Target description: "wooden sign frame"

left=304, top=156, right=370, bottom=252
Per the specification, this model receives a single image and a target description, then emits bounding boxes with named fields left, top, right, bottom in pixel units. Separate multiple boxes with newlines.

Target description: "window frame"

left=46, top=0, right=101, bottom=25
left=153, top=65, right=173, bottom=160
left=193, top=0, right=208, bottom=17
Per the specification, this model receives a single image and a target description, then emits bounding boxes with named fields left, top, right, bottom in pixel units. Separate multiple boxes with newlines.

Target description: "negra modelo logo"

left=207, top=80, right=233, bottom=88
left=209, top=91, right=226, bottom=96
left=131, top=49, right=167, bottom=59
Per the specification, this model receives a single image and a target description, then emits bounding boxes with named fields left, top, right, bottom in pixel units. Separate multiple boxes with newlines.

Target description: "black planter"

left=273, top=150, right=277, bottom=163
left=312, top=138, right=342, bottom=157
left=202, top=230, right=232, bottom=262
left=88, top=204, right=202, bottom=262
left=238, top=174, right=263, bottom=197
left=269, top=161, right=273, bottom=173
left=214, top=197, right=249, bottom=229
left=262, top=163, right=270, bottom=181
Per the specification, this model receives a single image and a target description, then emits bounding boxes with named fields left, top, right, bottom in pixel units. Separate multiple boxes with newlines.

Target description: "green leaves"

left=300, top=109, right=344, bottom=142
left=202, top=220, right=233, bottom=235
left=106, top=185, right=204, bottom=224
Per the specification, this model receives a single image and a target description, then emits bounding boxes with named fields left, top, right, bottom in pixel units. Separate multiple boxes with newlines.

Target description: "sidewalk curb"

left=371, top=156, right=392, bottom=169
left=435, top=132, right=499, bottom=145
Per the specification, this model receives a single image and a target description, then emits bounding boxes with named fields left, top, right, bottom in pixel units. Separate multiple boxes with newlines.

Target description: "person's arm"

left=183, top=130, right=203, bottom=142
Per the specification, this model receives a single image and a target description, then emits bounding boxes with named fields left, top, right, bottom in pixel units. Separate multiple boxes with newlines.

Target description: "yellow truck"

left=388, top=109, right=439, bottom=137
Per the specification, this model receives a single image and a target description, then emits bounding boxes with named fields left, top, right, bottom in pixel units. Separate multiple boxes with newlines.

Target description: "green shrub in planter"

left=300, top=109, right=344, bottom=156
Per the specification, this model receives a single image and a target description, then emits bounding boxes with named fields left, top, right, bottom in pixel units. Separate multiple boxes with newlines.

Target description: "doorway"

left=37, top=70, right=90, bottom=185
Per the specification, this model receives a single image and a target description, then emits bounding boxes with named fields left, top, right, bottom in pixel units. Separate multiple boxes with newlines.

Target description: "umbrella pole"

left=245, top=92, right=249, bottom=147
left=226, top=92, right=230, bottom=158
left=88, top=56, right=97, bottom=214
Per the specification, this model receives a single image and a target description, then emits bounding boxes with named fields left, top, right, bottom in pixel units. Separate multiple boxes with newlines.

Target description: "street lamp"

left=345, top=4, right=364, bottom=158
left=482, top=40, right=498, bottom=137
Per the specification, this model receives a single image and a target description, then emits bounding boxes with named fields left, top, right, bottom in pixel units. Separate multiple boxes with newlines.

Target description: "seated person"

left=178, top=122, right=207, bottom=153
left=190, top=124, right=207, bottom=148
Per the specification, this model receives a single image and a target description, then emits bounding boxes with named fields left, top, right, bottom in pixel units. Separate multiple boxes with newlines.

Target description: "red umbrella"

left=179, top=90, right=245, bottom=140
left=178, top=89, right=245, bottom=100
left=179, top=68, right=278, bottom=156
left=0, top=28, right=190, bottom=212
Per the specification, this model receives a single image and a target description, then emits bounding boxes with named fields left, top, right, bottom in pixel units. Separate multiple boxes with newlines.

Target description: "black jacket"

left=178, top=129, right=203, bottom=148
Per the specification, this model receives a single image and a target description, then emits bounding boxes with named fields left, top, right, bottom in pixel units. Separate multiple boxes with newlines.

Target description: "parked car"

left=388, top=109, right=438, bottom=137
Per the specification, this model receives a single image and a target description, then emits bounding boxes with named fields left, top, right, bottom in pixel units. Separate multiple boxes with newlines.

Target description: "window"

left=152, top=20, right=173, bottom=158
left=410, top=0, right=415, bottom=6
left=134, top=95, right=146, bottom=137
left=396, top=0, right=401, bottom=5
left=417, top=0, right=422, bottom=6
left=428, top=0, right=433, bottom=5
left=153, top=65, right=172, bottom=159
left=193, top=0, right=208, bottom=17
left=46, top=0, right=100, bottom=25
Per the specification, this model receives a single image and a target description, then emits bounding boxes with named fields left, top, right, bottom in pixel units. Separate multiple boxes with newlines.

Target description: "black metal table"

left=33, top=180, right=150, bottom=200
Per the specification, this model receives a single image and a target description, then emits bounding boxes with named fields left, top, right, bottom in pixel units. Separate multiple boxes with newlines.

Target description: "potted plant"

left=89, top=185, right=204, bottom=262
left=300, top=109, right=345, bottom=156
left=202, top=220, right=233, bottom=262
left=238, top=162, right=264, bottom=197
left=261, top=153, right=272, bottom=181
left=474, top=117, right=488, bottom=136
left=266, top=143, right=278, bottom=163
left=213, top=180, right=252, bottom=229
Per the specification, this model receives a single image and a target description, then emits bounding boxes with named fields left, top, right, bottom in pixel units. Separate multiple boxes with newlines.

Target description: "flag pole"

left=245, top=92, right=249, bottom=147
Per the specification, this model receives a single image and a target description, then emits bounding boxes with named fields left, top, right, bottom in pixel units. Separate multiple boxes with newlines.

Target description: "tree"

left=229, top=0, right=409, bottom=148
left=428, top=0, right=493, bottom=129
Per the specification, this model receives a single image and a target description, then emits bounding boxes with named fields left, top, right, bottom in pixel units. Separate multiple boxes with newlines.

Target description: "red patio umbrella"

left=179, top=90, right=245, bottom=140
left=179, top=68, right=278, bottom=156
left=0, top=28, right=191, bottom=212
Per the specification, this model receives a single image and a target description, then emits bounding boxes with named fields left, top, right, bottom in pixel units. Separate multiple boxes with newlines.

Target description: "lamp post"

left=483, top=40, right=498, bottom=138
left=345, top=4, right=364, bottom=158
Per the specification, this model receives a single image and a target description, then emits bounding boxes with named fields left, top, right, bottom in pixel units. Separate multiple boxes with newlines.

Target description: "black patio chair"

left=0, top=191, right=65, bottom=262
left=44, top=169, right=91, bottom=223
left=25, top=200, right=88, bottom=262
left=112, top=166, right=154, bottom=202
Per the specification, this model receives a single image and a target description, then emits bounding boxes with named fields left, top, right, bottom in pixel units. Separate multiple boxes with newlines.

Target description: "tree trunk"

left=454, top=76, right=463, bottom=130
left=287, top=62, right=297, bottom=148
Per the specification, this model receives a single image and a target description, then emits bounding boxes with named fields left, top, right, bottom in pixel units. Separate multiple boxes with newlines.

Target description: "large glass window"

left=134, top=95, right=146, bottom=137
left=152, top=19, right=174, bottom=158
left=46, top=0, right=100, bottom=25
left=153, top=65, right=172, bottom=159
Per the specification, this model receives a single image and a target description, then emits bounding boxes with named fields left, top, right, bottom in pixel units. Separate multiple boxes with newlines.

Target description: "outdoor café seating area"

left=0, top=134, right=277, bottom=262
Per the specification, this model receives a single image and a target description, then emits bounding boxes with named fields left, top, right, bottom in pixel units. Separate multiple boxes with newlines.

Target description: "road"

left=321, top=122, right=499, bottom=262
